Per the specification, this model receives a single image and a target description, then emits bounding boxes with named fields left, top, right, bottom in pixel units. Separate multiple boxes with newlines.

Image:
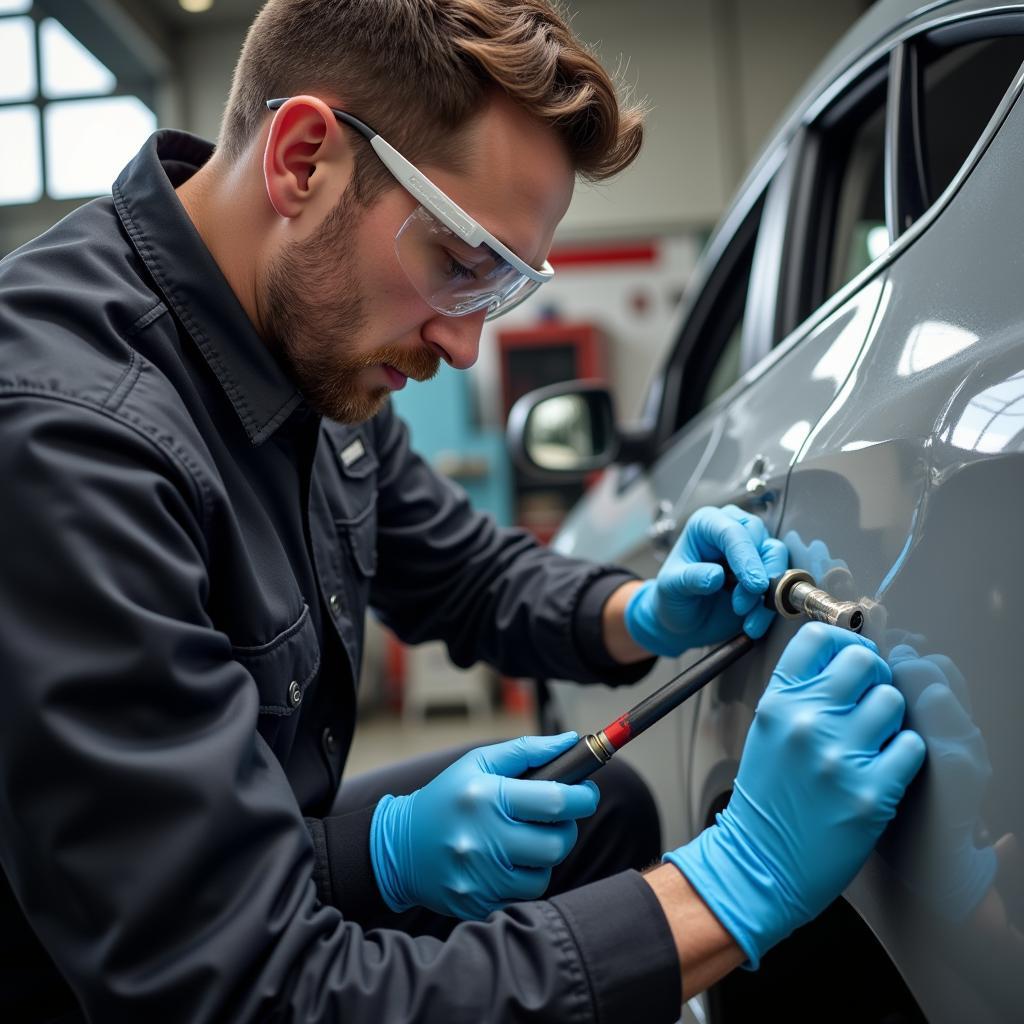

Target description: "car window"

left=668, top=196, right=764, bottom=434
left=916, top=34, right=1024, bottom=211
left=791, top=64, right=889, bottom=327
left=828, top=98, right=887, bottom=297
left=700, top=320, right=744, bottom=409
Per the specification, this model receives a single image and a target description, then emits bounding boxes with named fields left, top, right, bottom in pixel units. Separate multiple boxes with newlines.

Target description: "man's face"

left=259, top=94, right=575, bottom=424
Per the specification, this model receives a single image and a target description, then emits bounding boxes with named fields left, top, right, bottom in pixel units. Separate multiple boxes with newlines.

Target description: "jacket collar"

left=112, top=130, right=303, bottom=445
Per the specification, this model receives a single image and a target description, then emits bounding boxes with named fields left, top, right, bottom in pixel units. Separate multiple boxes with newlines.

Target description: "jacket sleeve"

left=0, top=393, right=678, bottom=1023
left=369, top=403, right=655, bottom=685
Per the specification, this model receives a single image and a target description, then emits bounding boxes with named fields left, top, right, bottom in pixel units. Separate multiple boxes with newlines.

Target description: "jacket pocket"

left=232, top=603, right=321, bottom=717
left=335, top=495, right=378, bottom=580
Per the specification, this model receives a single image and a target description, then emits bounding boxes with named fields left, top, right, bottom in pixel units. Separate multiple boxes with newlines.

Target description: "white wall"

left=559, top=0, right=731, bottom=236
left=474, top=236, right=702, bottom=430
left=179, top=24, right=248, bottom=144
left=557, top=0, right=867, bottom=239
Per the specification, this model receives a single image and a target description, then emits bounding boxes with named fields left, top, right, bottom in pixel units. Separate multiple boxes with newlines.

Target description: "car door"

left=775, top=16, right=1024, bottom=1023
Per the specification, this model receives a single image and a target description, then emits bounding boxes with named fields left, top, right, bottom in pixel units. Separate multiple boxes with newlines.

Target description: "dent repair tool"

left=522, top=569, right=865, bottom=785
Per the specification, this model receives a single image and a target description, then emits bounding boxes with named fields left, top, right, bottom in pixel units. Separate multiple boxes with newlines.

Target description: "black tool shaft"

left=522, top=735, right=608, bottom=784
left=620, top=632, right=754, bottom=738
left=522, top=632, right=755, bottom=785
left=522, top=569, right=863, bottom=786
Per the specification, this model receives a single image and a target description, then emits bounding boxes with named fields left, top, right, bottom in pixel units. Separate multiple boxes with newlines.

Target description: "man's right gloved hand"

left=370, top=733, right=600, bottom=921
left=664, top=623, right=926, bottom=968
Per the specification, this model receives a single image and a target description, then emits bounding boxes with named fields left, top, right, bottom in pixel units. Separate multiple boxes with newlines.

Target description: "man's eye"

left=444, top=251, right=477, bottom=281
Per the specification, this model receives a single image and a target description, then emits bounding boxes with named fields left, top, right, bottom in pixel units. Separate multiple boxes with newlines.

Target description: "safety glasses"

left=266, top=99, right=555, bottom=320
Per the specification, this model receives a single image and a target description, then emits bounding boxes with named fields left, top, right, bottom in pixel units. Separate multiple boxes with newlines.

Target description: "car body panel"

left=772, top=77, right=1024, bottom=1019
left=550, top=275, right=888, bottom=847
left=538, top=1, right=1024, bottom=1018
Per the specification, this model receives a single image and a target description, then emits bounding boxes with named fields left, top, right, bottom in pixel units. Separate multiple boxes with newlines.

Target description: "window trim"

left=654, top=185, right=768, bottom=452
left=741, top=138, right=803, bottom=369
left=779, top=58, right=891, bottom=338
left=640, top=142, right=785, bottom=456
left=739, top=6, right=1024, bottom=404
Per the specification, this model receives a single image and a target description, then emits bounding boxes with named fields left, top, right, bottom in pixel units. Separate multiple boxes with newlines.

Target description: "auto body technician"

left=0, top=1, right=927, bottom=1021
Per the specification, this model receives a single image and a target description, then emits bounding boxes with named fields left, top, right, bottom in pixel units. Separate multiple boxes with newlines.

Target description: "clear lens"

left=395, top=206, right=538, bottom=320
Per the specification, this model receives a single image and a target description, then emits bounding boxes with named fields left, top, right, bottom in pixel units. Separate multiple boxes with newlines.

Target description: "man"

left=0, top=1, right=926, bottom=1021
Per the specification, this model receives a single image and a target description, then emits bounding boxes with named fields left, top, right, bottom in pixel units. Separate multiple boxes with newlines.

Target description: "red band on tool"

left=603, top=714, right=633, bottom=750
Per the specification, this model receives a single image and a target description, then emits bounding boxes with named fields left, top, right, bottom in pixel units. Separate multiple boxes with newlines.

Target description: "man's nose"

left=422, top=308, right=488, bottom=370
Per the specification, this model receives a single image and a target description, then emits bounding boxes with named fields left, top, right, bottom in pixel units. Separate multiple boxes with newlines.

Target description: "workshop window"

left=0, top=0, right=156, bottom=206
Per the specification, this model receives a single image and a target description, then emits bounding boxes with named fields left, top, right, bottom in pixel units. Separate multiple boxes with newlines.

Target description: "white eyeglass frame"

left=266, top=98, right=555, bottom=298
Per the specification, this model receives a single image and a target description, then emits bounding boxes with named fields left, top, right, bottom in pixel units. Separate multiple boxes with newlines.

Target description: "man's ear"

left=263, top=96, right=354, bottom=220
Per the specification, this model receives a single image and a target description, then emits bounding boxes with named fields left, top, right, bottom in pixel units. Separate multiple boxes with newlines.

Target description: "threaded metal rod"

left=787, top=581, right=864, bottom=632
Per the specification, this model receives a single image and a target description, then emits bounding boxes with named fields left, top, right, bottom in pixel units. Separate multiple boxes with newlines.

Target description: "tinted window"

left=794, top=67, right=888, bottom=324
left=671, top=197, right=763, bottom=432
left=918, top=34, right=1024, bottom=205
left=827, top=98, right=887, bottom=298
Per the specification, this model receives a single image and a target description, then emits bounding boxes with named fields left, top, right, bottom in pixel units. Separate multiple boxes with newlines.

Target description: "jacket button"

left=328, top=593, right=340, bottom=615
left=288, top=680, right=302, bottom=707
left=322, top=727, right=337, bottom=756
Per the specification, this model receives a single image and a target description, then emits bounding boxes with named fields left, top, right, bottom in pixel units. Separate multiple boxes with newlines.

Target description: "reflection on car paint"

left=948, top=369, right=1024, bottom=454
left=896, top=321, right=979, bottom=377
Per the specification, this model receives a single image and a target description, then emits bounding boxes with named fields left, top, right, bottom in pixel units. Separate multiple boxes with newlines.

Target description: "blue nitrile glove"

left=625, top=505, right=789, bottom=656
left=885, top=646, right=997, bottom=922
left=665, top=623, right=926, bottom=968
left=782, top=529, right=849, bottom=584
left=370, top=733, right=600, bottom=920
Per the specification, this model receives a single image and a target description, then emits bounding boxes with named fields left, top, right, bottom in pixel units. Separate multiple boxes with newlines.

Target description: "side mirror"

left=507, top=380, right=622, bottom=480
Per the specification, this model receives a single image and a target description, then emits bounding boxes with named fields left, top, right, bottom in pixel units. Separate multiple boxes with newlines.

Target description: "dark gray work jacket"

left=0, top=131, right=679, bottom=1023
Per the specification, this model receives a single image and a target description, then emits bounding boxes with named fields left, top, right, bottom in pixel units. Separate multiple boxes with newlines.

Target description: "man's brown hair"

left=219, top=0, right=644, bottom=200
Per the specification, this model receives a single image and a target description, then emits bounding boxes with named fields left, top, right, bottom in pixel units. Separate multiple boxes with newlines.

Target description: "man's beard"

left=259, top=189, right=440, bottom=423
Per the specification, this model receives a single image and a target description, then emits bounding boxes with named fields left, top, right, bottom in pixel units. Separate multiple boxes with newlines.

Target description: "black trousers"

left=331, top=741, right=663, bottom=938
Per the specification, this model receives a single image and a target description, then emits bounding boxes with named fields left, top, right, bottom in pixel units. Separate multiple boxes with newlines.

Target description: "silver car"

left=508, top=1, right=1024, bottom=1020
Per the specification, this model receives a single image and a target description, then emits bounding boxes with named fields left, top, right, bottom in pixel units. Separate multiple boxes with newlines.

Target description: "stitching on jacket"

left=112, top=182, right=262, bottom=440
left=231, top=603, right=311, bottom=655
left=248, top=390, right=304, bottom=446
left=103, top=349, right=141, bottom=412
left=538, top=900, right=596, bottom=1023
left=126, top=301, right=169, bottom=340
left=303, top=817, right=333, bottom=906
left=0, top=383, right=213, bottom=536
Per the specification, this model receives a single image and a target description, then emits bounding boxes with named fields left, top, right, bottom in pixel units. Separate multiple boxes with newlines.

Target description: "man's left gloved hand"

left=885, top=646, right=997, bottom=922
left=370, top=733, right=600, bottom=920
left=625, top=505, right=789, bottom=657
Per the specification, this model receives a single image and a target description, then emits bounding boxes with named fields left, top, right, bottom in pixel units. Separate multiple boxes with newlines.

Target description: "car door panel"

left=546, top=271, right=888, bottom=848
left=768, top=77, right=1024, bottom=1024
